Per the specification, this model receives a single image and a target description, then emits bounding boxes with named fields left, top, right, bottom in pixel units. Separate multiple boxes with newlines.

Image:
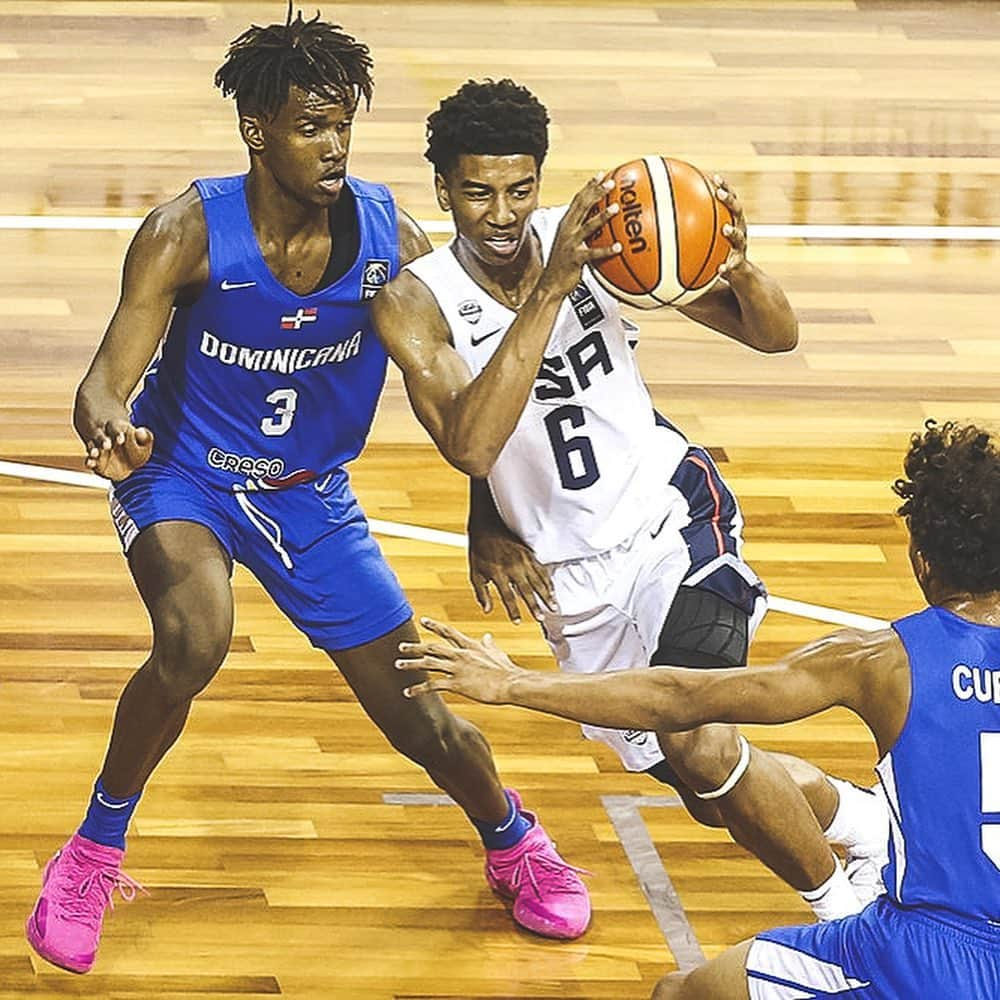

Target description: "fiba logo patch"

left=458, top=299, right=483, bottom=324
left=623, top=730, right=649, bottom=746
left=361, top=258, right=391, bottom=300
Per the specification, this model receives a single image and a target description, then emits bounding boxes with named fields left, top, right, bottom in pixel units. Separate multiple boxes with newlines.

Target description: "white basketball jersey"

left=406, top=206, right=689, bottom=563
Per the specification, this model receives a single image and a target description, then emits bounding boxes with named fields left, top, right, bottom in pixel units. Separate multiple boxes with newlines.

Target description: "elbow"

left=757, top=315, right=799, bottom=353
left=441, top=439, right=497, bottom=479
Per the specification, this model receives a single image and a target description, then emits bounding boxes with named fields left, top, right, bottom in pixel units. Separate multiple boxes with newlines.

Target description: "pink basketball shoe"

left=485, top=790, right=591, bottom=939
left=26, top=833, right=143, bottom=973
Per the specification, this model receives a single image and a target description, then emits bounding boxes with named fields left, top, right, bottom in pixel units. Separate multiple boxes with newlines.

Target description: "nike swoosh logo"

left=650, top=513, right=671, bottom=539
left=96, top=792, right=132, bottom=810
left=495, top=811, right=518, bottom=833
left=220, top=279, right=256, bottom=291
left=470, top=327, right=503, bottom=347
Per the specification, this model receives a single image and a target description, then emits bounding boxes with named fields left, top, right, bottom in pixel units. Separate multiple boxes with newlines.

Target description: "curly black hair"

left=214, top=5, right=374, bottom=120
left=893, top=419, right=1000, bottom=594
left=425, top=79, right=549, bottom=176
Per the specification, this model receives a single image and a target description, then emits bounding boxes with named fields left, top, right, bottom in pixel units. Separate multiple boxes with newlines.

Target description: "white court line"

left=1, top=215, right=1000, bottom=242
left=0, top=458, right=890, bottom=632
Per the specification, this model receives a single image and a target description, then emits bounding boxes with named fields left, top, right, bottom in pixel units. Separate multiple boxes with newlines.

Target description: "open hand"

left=396, top=617, right=525, bottom=704
left=85, top=420, right=154, bottom=481
left=469, top=522, right=556, bottom=624
left=542, top=173, right=622, bottom=299
left=712, top=174, right=748, bottom=277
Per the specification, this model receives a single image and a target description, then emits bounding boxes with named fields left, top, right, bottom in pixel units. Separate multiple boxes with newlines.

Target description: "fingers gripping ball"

left=586, top=156, right=733, bottom=309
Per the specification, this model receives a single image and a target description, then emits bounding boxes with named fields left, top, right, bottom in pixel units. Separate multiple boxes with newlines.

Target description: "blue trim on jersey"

left=131, top=173, right=398, bottom=491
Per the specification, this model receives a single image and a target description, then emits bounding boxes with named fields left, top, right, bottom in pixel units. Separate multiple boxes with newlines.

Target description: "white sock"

left=800, top=859, right=863, bottom=921
left=823, top=777, right=889, bottom=862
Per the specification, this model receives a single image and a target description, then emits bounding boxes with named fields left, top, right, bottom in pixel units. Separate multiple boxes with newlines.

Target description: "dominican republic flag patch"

left=281, top=307, right=318, bottom=330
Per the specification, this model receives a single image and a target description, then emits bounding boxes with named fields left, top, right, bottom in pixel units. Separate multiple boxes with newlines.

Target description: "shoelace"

left=489, top=850, right=590, bottom=901
left=54, top=854, right=146, bottom=929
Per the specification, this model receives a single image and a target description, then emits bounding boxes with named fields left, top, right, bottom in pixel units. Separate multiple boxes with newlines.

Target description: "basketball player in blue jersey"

left=398, top=419, right=1000, bottom=998
left=25, top=14, right=591, bottom=976
left=372, top=79, right=887, bottom=926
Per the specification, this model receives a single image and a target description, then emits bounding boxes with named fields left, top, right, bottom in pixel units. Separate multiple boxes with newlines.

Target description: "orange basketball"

left=586, top=156, right=733, bottom=309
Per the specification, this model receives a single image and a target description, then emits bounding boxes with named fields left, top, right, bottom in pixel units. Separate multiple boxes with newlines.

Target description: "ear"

left=240, top=114, right=266, bottom=154
left=434, top=172, right=451, bottom=212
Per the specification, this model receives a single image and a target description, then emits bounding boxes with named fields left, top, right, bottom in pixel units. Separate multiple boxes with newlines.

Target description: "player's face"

left=437, top=154, right=540, bottom=268
left=248, top=86, right=354, bottom=206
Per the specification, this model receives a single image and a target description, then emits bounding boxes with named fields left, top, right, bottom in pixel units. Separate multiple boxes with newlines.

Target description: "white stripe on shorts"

left=746, top=939, right=871, bottom=998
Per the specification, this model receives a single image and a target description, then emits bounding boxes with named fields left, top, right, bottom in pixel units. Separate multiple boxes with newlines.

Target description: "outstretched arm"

left=397, top=618, right=908, bottom=753
left=373, top=178, right=620, bottom=477
left=676, top=176, right=798, bottom=353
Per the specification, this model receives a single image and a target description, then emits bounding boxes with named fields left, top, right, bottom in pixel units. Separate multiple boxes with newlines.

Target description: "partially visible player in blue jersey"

left=397, top=419, right=1000, bottom=999
left=25, top=9, right=589, bottom=976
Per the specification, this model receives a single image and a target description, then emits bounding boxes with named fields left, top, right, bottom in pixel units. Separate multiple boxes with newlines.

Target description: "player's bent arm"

left=74, top=189, right=208, bottom=443
left=372, top=272, right=567, bottom=478
left=677, top=262, right=798, bottom=354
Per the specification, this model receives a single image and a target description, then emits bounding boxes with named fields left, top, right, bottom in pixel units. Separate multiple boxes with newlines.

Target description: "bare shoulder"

left=812, top=626, right=909, bottom=749
left=126, top=185, right=208, bottom=290
left=371, top=267, right=449, bottom=350
left=396, top=205, right=433, bottom=267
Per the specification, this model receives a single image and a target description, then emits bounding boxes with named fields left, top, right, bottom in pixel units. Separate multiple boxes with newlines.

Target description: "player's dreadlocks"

left=425, top=79, right=549, bottom=176
left=894, top=419, right=1000, bottom=594
left=214, top=5, right=374, bottom=119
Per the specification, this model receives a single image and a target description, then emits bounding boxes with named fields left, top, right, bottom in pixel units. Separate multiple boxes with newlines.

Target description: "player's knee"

left=650, top=971, right=686, bottom=999
left=151, top=613, right=230, bottom=704
left=391, top=711, right=485, bottom=773
left=661, top=726, right=744, bottom=794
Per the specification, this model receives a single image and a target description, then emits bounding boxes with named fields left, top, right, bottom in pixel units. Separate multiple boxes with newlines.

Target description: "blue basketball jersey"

left=132, top=174, right=398, bottom=491
left=879, top=606, right=1000, bottom=928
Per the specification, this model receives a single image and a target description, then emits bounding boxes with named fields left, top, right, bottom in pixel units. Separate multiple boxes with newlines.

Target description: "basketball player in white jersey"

left=371, top=79, right=886, bottom=920
left=396, top=419, right=1000, bottom=1000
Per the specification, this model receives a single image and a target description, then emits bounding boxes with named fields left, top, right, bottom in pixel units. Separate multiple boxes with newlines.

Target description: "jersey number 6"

left=544, top=405, right=600, bottom=490
left=260, top=388, right=298, bottom=437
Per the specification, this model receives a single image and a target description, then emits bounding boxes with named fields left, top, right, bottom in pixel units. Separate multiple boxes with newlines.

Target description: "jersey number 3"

left=260, top=388, right=298, bottom=437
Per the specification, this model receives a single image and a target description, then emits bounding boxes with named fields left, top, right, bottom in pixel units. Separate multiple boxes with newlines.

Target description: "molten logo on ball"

left=618, top=174, right=648, bottom=255
left=586, top=155, right=733, bottom=310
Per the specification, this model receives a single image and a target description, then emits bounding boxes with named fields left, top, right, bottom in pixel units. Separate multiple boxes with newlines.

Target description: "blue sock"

left=472, top=790, right=533, bottom=850
left=78, top=778, right=142, bottom=851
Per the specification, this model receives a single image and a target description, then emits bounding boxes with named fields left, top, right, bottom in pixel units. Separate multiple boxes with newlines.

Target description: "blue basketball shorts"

left=747, top=896, right=1000, bottom=999
left=108, top=459, right=412, bottom=651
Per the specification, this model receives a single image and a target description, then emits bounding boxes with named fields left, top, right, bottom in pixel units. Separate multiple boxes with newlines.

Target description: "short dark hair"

left=894, top=419, right=1000, bottom=594
left=214, top=7, right=374, bottom=120
left=425, top=79, right=549, bottom=176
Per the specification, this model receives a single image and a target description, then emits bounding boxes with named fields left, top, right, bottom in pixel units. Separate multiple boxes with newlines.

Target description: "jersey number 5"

left=260, top=388, right=298, bottom=437
left=982, top=732, right=1000, bottom=871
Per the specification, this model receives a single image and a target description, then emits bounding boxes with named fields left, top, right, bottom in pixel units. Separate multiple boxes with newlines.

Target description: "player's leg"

left=651, top=586, right=883, bottom=914
left=651, top=940, right=752, bottom=1000
left=330, top=619, right=507, bottom=821
left=330, top=619, right=590, bottom=940
left=27, top=518, right=235, bottom=974
left=241, top=481, right=590, bottom=939
left=101, top=521, right=234, bottom=795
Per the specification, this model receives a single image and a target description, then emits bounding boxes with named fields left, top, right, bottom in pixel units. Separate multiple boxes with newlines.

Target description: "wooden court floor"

left=2, top=1, right=1000, bottom=997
